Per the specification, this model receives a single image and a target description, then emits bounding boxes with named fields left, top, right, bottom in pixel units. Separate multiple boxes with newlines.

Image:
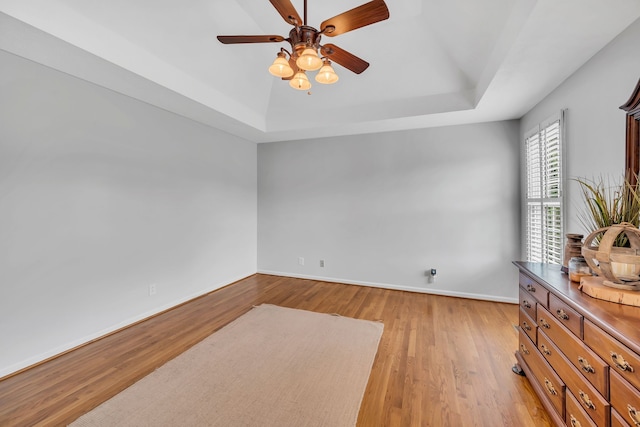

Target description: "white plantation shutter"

left=525, top=114, right=564, bottom=264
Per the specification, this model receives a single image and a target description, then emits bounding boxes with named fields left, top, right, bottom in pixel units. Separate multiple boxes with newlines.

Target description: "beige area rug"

left=70, top=304, right=383, bottom=427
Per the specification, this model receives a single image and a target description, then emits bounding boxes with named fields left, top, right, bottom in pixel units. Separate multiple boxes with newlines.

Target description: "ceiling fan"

left=217, top=0, right=390, bottom=91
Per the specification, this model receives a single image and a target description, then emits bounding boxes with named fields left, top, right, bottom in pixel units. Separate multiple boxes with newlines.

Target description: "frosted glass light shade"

left=315, top=60, right=339, bottom=84
left=268, top=53, right=294, bottom=78
left=296, top=48, right=322, bottom=71
left=289, top=71, right=311, bottom=90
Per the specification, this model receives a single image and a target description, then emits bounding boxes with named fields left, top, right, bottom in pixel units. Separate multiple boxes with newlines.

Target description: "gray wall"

left=258, top=121, right=521, bottom=302
left=521, top=17, right=640, bottom=237
left=0, top=51, right=257, bottom=376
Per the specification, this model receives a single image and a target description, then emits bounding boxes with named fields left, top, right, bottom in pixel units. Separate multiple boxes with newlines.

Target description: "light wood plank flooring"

left=0, top=274, right=551, bottom=426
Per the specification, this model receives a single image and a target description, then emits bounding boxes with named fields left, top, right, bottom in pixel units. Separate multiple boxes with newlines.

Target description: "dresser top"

left=514, top=261, right=640, bottom=356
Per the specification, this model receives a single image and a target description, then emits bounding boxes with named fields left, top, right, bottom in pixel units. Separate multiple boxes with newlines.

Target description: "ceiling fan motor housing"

left=289, top=26, right=321, bottom=57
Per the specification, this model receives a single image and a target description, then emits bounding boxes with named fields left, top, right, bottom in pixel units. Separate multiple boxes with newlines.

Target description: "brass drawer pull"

left=556, top=308, right=569, bottom=321
left=628, top=404, right=640, bottom=426
left=522, top=321, right=532, bottom=331
left=579, top=390, right=596, bottom=410
left=577, top=356, right=595, bottom=374
left=539, top=318, right=550, bottom=329
left=611, top=352, right=635, bottom=372
left=522, top=300, right=532, bottom=309
left=520, top=344, right=530, bottom=355
left=569, top=414, right=582, bottom=427
left=540, top=344, right=551, bottom=356
left=526, top=284, right=536, bottom=292
left=544, top=378, right=557, bottom=395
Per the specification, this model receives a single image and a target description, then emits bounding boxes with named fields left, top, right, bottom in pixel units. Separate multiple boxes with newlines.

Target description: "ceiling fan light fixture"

left=268, top=52, right=294, bottom=78
left=296, top=47, right=323, bottom=71
left=315, top=59, right=339, bottom=84
left=289, top=70, right=312, bottom=90
left=217, top=0, right=391, bottom=92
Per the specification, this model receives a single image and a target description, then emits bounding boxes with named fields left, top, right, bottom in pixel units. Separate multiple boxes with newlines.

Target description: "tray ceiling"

left=1, top=0, right=639, bottom=142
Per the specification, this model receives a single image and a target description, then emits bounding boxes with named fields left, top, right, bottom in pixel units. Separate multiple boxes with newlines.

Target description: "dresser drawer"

left=538, top=330, right=610, bottom=427
left=519, top=287, right=538, bottom=320
left=567, top=389, right=598, bottom=427
left=611, top=407, right=632, bottom=427
left=536, top=305, right=609, bottom=397
left=585, top=319, right=640, bottom=392
left=519, top=327, right=536, bottom=360
left=520, top=273, right=549, bottom=307
left=610, top=370, right=640, bottom=427
left=520, top=307, right=537, bottom=344
left=549, top=293, right=584, bottom=338
left=520, top=328, right=565, bottom=418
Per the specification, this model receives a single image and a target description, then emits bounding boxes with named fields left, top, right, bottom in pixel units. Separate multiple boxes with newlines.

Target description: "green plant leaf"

left=574, top=173, right=640, bottom=247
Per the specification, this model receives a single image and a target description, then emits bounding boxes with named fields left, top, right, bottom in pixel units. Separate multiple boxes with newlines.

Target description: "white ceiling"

left=1, top=0, right=639, bottom=142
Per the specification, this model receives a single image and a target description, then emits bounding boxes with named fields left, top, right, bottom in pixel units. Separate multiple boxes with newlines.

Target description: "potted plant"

left=576, top=172, right=640, bottom=287
left=575, top=173, right=640, bottom=246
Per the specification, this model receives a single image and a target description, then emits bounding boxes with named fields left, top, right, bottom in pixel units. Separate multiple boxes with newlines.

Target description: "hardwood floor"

left=0, top=274, right=552, bottom=426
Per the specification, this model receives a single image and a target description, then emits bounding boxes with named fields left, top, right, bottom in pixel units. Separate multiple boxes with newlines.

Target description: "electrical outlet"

left=298, top=257, right=305, bottom=266
left=320, top=260, right=325, bottom=267
left=149, top=283, right=157, bottom=296
left=426, top=268, right=436, bottom=284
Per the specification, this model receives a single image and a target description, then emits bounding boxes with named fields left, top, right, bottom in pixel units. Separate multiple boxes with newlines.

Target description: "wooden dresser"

left=514, top=262, right=640, bottom=427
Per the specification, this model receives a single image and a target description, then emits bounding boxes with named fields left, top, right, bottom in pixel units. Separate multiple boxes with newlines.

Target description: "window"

left=524, top=113, right=564, bottom=264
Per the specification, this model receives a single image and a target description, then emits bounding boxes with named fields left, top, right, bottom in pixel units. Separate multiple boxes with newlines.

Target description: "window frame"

left=522, top=111, right=566, bottom=264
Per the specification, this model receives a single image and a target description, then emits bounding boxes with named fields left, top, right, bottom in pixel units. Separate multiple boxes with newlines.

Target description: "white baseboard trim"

left=257, top=270, right=519, bottom=304
left=0, top=271, right=255, bottom=379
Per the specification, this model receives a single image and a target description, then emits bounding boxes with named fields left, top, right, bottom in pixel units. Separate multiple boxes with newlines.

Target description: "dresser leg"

left=511, top=363, right=525, bottom=376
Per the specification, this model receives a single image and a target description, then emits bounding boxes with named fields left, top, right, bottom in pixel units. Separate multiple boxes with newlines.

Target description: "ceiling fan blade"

left=321, top=44, right=369, bottom=74
left=269, top=0, right=303, bottom=25
left=320, top=0, right=389, bottom=37
left=217, top=35, right=285, bottom=44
